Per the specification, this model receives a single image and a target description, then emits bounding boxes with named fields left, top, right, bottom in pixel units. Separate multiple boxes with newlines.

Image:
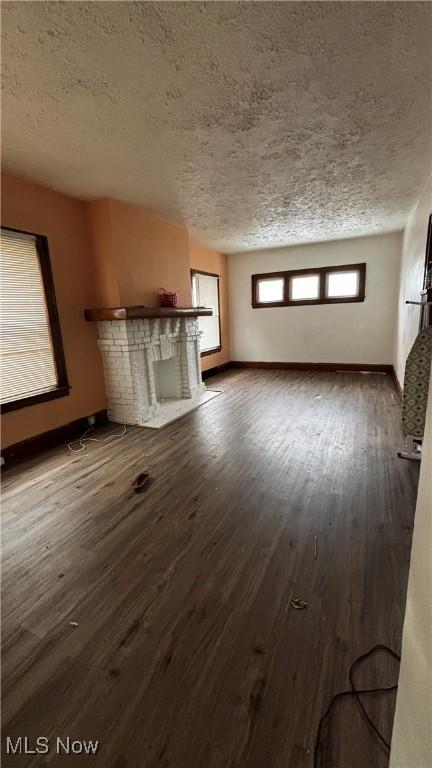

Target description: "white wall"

left=394, top=174, right=432, bottom=387
left=389, top=175, right=432, bottom=768
left=229, top=233, right=402, bottom=364
left=390, top=374, right=432, bottom=768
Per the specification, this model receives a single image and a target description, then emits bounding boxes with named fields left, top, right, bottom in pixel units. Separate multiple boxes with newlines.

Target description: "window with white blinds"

left=1, top=228, right=67, bottom=409
left=191, top=271, right=221, bottom=354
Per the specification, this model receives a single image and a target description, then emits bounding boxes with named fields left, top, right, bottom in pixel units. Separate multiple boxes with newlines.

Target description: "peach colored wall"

left=90, top=198, right=192, bottom=307
left=86, top=199, right=120, bottom=307
left=1, top=175, right=231, bottom=448
left=1, top=173, right=107, bottom=448
left=189, top=240, right=230, bottom=371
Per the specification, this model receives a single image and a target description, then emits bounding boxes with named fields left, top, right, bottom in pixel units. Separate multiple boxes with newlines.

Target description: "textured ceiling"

left=2, top=1, right=432, bottom=253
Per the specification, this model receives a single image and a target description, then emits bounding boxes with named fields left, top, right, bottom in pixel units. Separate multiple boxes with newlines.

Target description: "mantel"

left=84, top=306, right=213, bottom=321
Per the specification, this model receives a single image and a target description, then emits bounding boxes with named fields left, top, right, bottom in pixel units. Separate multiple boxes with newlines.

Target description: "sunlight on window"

left=192, top=272, right=220, bottom=353
left=1, top=229, right=59, bottom=405
left=257, top=278, right=284, bottom=303
left=290, top=275, right=319, bottom=301
left=327, top=271, right=359, bottom=298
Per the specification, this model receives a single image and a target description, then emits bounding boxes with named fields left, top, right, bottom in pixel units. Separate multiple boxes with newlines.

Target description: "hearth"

left=86, top=307, right=212, bottom=427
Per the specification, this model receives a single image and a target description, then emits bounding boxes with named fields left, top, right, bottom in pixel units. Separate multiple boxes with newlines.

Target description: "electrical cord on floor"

left=314, top=644, right=401, bottom=767
left=349, top=644, right=401, bottom=750
left=67, top=424, right=127, bottom=453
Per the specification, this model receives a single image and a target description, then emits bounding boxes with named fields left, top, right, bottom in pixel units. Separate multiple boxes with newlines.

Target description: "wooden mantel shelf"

left=84, top=306, right=213, bottom=321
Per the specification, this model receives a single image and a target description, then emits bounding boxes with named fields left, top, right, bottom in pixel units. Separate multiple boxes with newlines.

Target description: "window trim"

left=254, top=271, right=287, bottom=307
left=252, top=263, right=366, bottom=308
left=1, top=226, right=70, bottom=413
left=190, top=268, right=222, bottom=357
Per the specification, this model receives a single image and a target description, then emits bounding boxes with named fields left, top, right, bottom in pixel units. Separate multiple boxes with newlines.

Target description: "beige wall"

left=1, top=173, right=107, bottom=448
left=390, top=374, right=432, bottom=768
left=189, top=240, right=230, bottom=371
left=228, top=233, right=402, bottom=364
left=394, top=174, right=432, bottom=387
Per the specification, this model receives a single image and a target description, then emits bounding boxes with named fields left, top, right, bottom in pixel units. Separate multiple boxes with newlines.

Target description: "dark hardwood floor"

left=1, top=370, right=419, bottom=768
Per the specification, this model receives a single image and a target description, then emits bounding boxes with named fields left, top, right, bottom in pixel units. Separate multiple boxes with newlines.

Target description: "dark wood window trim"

left=191, top=269, right=222, bottom=356
left=252, top=263, right=366, bottom=308
left=1, top=226, right=70, bottom=414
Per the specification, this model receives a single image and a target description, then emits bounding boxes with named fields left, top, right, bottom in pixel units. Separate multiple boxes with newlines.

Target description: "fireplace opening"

left=153, top=357, right=182, bottom=401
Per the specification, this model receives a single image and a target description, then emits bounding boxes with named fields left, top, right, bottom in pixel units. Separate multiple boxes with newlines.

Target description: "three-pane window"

left=252, top=263, right=366, bottom=308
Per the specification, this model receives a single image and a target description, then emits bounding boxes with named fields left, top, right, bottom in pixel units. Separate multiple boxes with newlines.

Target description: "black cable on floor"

left=349, top=644, right=401, bottom=751
left=313, top=644, right=401, bottom=767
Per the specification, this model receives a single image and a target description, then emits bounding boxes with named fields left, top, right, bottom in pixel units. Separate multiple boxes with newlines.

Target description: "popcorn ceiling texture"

left=1, top=1, right=431, bottom=253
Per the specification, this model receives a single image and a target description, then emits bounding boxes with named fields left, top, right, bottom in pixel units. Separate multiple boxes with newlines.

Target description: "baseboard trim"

left=1, top=409, right=108, bottom=467
left=202, top=362, right=232, bottom=380
left=391, top=366, right=403, bottom=400
left=230, top=361, right=393, bottom=373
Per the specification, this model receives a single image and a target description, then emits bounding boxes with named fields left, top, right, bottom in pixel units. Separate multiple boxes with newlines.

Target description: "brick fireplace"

left=85, top=307, right=212, bottom=426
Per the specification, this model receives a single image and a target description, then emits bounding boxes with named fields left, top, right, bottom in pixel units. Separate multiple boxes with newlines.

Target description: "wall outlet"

left=88, top=415, right=96, bottom=426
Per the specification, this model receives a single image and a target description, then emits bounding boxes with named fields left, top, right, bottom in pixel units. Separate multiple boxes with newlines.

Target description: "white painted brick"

left=97, top=316, right=206, bottom=426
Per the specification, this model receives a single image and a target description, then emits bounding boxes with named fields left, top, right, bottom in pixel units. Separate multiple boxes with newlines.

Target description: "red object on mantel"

left=159, top=288, right=179, bottom=308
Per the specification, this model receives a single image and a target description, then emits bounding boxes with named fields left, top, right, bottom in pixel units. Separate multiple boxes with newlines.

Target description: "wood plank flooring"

left=1, top=370, right=419, bottom=768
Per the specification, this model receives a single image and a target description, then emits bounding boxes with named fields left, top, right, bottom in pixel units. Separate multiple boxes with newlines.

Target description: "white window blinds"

left=1, top=229, right=58, bottom=405
left=192, top=272, right=221, bottom=353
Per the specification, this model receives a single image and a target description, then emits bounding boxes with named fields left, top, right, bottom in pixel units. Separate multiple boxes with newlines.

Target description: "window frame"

left=252, top=263, right=366, bottom=308
left=190, top=268, right=222, bottom=357
left=253, top=271, right=287, bottom=308
left=1, top=225, right=70, bottom=413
